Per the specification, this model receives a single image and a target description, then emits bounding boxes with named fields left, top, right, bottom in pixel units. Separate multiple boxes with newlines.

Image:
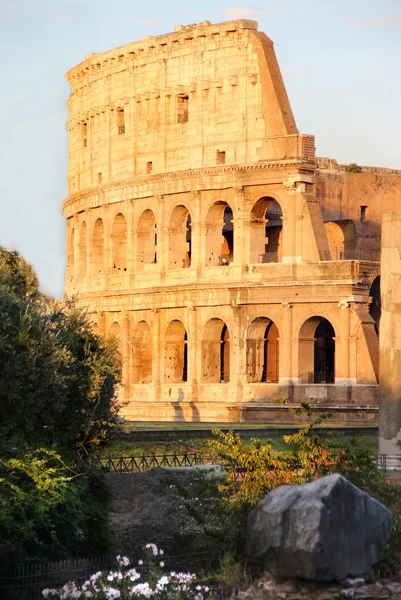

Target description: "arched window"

left=202, top=319, right=230, bottom=382
left=168, top=206, right=192, bottom=269
left=78, top=221, right=87, bottom=278
left=164, top=320, right=188, bottom=383
left=298, top=317, right=335, bottom=384
left=137, top=209, right=157, bottom=270
left=112, top=213, right=127, bottom=271
left=246, top=318, right=279, bottom=382
left=93, top=218, right=104, bottom=274
left=369, top=276, right=381, bottom=335
left=205, top=202, right=234, bottom=266
left=250, top=197, right=282, bottom=263
left=132, top=321, right=152, bottom=383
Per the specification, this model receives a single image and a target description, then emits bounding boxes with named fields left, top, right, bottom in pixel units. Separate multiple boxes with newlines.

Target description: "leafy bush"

left=0, top=247, right=121, bottom=561
left=346, top=162, right=362, bottom=173
left=0, top=450, right=113, bottom=561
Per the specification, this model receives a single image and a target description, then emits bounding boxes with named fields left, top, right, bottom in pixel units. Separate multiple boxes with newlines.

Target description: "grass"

left=100, top=429, right=379, bottom=458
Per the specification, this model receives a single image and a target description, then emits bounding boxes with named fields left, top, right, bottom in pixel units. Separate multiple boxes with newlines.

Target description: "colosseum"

left=63, top=19, right=401, bottom=424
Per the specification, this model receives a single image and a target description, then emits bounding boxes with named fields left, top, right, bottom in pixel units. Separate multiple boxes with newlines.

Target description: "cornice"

left=63, top=160, right=315, bottom=216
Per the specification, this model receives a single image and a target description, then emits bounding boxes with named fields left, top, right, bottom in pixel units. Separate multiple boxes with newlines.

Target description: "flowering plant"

left=42, top=545, right=210, bottom=600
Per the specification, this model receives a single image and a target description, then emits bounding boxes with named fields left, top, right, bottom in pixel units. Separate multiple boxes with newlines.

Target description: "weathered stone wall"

left=316, top=164, right=401, bottom=261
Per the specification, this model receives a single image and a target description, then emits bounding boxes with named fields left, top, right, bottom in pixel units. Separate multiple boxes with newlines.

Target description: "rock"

left=246, top=474, right=392, bottom=581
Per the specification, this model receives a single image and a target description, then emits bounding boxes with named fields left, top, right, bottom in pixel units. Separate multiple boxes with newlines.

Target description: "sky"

left=0, top=0, right=400, bottom=298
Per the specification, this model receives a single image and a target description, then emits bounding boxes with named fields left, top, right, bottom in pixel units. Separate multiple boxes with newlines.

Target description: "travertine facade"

left=63, top=19, right=400, bottom=423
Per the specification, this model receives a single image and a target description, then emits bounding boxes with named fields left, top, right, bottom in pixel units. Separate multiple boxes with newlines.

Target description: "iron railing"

left=93, top=452, right=214, bottom=473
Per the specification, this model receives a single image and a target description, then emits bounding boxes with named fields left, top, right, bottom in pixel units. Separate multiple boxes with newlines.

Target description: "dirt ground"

left=106, top=469, right=206, bottom=554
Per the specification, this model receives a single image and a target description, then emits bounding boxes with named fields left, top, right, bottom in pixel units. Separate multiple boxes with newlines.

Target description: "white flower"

left=42, top=590, right=53, bottom=598
left=159, top=561, right=164, bottom=567
left=145, top=543, right=158, bottom=556
left=106, top=588, right=121, bottom=600
left=159, top=549, right=164, bottom=556
left=205, top=586, right=209, bottom=592
left=138, top=560, right=143, bottom=565
left=196, top=586, right=202, bottom=591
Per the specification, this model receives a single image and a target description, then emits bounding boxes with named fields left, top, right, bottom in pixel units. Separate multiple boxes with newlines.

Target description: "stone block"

left=246, top=474, right=391, bottom=581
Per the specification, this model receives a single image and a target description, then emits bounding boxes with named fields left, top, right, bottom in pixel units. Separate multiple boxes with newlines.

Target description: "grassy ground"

left=100, top=429, right=378, bottom=458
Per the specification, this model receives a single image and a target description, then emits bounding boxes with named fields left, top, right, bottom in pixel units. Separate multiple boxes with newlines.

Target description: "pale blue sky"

left=0, top=0, right=400, bottom=298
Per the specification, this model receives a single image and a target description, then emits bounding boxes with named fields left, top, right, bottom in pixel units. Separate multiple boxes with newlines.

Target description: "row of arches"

left=108, top=315, right=338, bottom=385
left=68, top=197, right=284, bottom=277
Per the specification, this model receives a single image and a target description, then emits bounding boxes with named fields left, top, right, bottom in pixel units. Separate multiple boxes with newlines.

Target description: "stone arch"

left=93, top=218, right=104, bottom=274
left=112, top=213, right=127, bottom=271
left=324, top=222, right=345, bottom=260
left=109, top=320, right=122, bottom=340
left=246, top=317, right=279, bottom=382
left=202, top=318, right=230, bottom=382
left=205, top=202, right=234, bottom=266
left=132, top=321, right=153, bottom=383
left=369, top=275, right=381, bottom=335
left=324, top=221, right=356, bottom=260
left=298, top=316, right=335, bottom=384
left=78, top=221, right=87, bottom=278
left=250, top=197, right=283, bottom=263
left=168, top=205, right=192, bottom=269
left=137, top=209, right=157, bottom=270
left=164, top=320, right=188, bottom=383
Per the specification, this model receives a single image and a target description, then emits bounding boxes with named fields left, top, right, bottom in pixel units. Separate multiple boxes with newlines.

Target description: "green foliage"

left=346, top=162, right=362, bottom=173
left=0, top=450, right=113, bottom=561
left=0, top=247, right=121, bottom=561
left=0, top=247, right=41, bottom=301
left=0, top=248, right=123, bottom=461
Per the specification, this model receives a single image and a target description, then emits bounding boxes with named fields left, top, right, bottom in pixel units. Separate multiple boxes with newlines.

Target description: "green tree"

left=0, top=247, right=121, bottom=560
left=0, top=248, right=123, bottom=461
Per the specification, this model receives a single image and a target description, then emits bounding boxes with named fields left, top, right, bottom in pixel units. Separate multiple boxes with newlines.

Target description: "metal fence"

left=0, top=546, right=231, bottom=600
left=93, top=452, right=215, bottom=473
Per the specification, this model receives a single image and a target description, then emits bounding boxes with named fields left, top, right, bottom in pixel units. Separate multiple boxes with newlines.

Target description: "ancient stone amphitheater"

left=63, top=19, right=401, bottom=423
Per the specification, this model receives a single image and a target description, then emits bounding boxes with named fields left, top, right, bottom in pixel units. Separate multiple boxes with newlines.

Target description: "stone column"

left=151, top=308, right=161, bottom=403
left=379, top=213, right=401, bottom=462
left=190, top=190, right=202, bottom=269
left=232, top=187, right=246, bottom=265
left=279, top=302, right=293, bottom=383
left=336, top=301, right=350, bottom=384
left=282, top=185, right=297, bottom=263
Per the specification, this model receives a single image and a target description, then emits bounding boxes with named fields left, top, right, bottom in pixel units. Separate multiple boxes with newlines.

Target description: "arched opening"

left=109, top=321, right=122, bottom=365
left=78, top=221, right=87, bottom=278
left=137, top=209, right=157, bottom=270
left=168, top=206, right=192, bottom=269
left=324, top=222, right=345, bottom=260
left=68, top=227, right=75, bottom=275
left=93, top=218, right=104, bottom=275
left=369, top=276, right=381, bottom=335
left=112, top=213, right=127, bottom=271
left=132, top=321, right=152, bottom=383
left=298, top=317, right=335, bottom=384
left=246, top=318, right=279, bottom=382
left=205, top=202, right=234, bottom=266
left=164, top=320, right=188, bottom=383
left=202, top=318, right=230, bottom=382
left=250, top=197, right=283, bottom=263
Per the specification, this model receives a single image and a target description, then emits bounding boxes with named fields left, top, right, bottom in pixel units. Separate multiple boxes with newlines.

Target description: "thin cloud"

left=0, top=5, right=16, bottom=19
left=56, top=14, right=72, bottom=21
left=282, top=65, right=317, bottom=78
left=123, top=15, right=159, bottom=26
left=222, top=4, right=284, bottom=19
left=344, top=14, right=401, bottom=27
